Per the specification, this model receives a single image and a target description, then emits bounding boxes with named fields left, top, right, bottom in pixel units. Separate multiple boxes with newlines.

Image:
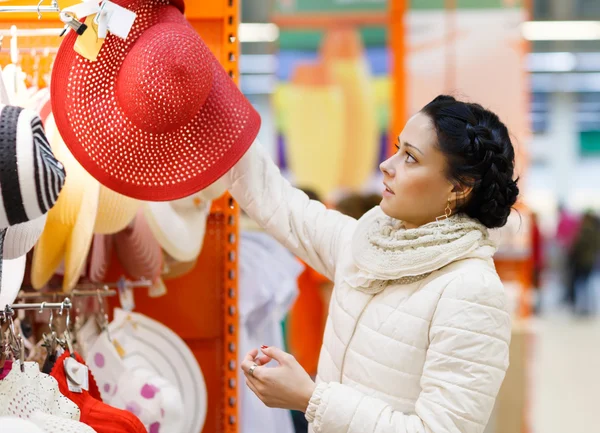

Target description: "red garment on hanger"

left=51, top=351, right=146, bottom=433
left=0, top=360, right=13, bottom=380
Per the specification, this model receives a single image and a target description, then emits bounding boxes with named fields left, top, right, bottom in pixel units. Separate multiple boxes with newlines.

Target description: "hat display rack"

left=0, top=1, right=242, bottom=432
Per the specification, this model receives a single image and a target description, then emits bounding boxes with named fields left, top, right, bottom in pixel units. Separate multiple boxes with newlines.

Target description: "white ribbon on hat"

left=60, top=0, right=136, bottom=40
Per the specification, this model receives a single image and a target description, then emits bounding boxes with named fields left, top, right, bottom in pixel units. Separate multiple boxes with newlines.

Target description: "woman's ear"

left=451, top=183, right=473, bottom=208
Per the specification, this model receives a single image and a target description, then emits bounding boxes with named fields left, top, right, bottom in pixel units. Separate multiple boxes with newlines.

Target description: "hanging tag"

left=148, top=278, right=167, bottom=298
left=74, top=14, right=105, bottom=61
left=100, top=1, right=137, bottom=40
left=63, top=2, right=101, bottom=19
left=118, top=277, right=135, bottom=312
left=64, top=357, right=89, bottom=393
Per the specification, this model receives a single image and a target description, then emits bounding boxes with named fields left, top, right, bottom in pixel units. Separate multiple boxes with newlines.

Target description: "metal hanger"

left=6, top=310, right=25, bottom=372
left=0, top=0, right=59, bottom=16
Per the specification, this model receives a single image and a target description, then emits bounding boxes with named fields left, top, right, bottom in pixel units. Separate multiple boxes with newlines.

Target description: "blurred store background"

left=236, top=1, right=600, bottom=433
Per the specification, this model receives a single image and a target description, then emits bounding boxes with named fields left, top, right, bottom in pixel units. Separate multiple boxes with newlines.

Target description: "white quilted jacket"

left=226, top=142, right=511, bottom=433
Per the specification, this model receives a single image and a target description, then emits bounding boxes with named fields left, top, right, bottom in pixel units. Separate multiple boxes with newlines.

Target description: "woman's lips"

left=383, top=183, right=395, bottom=196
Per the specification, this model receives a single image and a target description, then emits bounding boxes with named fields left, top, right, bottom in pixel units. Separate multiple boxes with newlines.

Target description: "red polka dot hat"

left=51, top=0, right=260, bottom=201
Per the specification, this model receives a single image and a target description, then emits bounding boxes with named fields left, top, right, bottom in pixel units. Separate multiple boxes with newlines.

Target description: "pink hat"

left=88, top=234, right=114, bottom=283
left=113, top=210, right=162, bottom=281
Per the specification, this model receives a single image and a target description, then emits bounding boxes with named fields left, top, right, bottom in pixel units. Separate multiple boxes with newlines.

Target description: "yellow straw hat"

left=31, top=115, right=100, bottom=291
left=94, top=186, right=141, bottom=235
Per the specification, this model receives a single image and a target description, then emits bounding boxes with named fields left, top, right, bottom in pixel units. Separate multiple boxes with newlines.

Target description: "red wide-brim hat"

left=51, top=0, right=260, bottom=201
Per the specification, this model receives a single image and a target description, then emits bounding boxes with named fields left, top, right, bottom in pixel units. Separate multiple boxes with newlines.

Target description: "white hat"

left=3, top=214, right=47, bottom=259
left=0, top=417, right=45, bottom=433
left=109, top=308, right=207, bottom=433
left=0, top=216, right=46, bottom=309
left=87, top=331, right=185, bottom=433
left=0, top=255, right=26, bottom=310
left=144, top=194, right=213, bottom=263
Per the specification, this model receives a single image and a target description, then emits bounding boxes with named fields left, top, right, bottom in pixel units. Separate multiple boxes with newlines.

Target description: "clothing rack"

left=20, top=278, right=152, bottom=295
left=0, top=1, right=60, bottom=15
left=0, top=298, right=72, bottom=323
left=9, top=298, right=72, bottom=312
left=17, top=289, right=118, bottom=299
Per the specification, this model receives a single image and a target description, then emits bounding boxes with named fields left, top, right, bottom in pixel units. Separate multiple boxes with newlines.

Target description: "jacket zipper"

left=339, top=296, right=375, bottom=383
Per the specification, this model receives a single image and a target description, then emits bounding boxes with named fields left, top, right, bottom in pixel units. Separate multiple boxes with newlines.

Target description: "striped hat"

left=0, top=104, right=66, bottom=229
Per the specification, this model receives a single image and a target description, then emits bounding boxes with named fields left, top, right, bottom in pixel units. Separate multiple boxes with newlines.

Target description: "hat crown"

left=116, top=24, right=214, bottom=134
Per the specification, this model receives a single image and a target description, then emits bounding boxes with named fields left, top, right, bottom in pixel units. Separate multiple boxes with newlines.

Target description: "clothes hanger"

left=6, top=310, right=25, bottom=372
left=0, top=319, right=7, bottom=372
left=57, top=301, right=75, bottom=358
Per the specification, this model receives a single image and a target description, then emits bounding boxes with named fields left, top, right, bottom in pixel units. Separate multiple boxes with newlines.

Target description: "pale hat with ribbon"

left=31, top=115, right=100, bottom=291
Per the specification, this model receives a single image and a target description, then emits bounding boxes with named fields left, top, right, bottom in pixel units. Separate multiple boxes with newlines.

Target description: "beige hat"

left=144, top=194, right=212, bottom=263
left=31, top=115, right=100, bottom=291
left=94, top=186, right=141, bottom=235
left=161, top=252, right=197, bottom=281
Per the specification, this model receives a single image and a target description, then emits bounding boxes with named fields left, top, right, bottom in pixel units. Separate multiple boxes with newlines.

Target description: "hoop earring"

left=436, top=198, right=452, bottom=222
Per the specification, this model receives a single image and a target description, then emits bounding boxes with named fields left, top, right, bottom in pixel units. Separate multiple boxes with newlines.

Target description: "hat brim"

left=51, top=1, right=260, bottom=201
left=0, top=255, right=26, bottom=309
left=109, top=308, right=207, bottom=433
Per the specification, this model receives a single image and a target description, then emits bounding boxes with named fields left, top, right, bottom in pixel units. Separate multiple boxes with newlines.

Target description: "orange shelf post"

left=389, top=0, right=407, bottom=157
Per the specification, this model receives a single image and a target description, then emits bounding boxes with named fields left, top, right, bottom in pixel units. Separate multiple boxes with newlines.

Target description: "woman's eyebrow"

left=404, top=142, right=424, bottom=156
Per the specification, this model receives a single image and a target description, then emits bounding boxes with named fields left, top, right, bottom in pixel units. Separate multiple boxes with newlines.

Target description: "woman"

left=227, top=95, right=519, bottom=433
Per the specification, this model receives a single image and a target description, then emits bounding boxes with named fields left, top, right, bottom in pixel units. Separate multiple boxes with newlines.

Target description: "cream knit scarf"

left=345, top=206, right=496, bottom=294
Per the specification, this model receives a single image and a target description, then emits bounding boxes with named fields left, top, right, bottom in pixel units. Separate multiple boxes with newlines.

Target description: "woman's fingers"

left=241, top=349, right=260, bottom=374
left=255, top=354, right=272, bottom=366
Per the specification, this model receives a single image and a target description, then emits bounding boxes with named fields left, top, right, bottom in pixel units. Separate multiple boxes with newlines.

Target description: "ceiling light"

left=522, top=21, right=600, bottom=41
left=238, top=23, right=279, bottom=43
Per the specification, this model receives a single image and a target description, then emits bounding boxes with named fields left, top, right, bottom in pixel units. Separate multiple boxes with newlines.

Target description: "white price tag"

left=102, top=1, right=137, bottom=40
left=64, top=357, right=89, bottom=393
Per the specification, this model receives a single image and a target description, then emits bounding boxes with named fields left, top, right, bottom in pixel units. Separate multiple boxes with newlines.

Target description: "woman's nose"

left=380, top=158, right=394, bottom=177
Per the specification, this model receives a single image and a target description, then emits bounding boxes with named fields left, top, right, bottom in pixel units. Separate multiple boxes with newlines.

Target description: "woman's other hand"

left=241, top=346, right=316, bottom=412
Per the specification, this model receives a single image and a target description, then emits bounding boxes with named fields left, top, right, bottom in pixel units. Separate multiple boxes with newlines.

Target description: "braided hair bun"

left=421, top=95, right=519, bottom=229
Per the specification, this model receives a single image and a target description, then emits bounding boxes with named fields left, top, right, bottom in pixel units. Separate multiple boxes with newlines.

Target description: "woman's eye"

left=405, top=152, right=416, bottom=163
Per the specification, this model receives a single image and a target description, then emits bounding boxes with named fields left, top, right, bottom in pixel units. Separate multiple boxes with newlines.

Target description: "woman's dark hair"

left=421, top=95, right=519, bottom=229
